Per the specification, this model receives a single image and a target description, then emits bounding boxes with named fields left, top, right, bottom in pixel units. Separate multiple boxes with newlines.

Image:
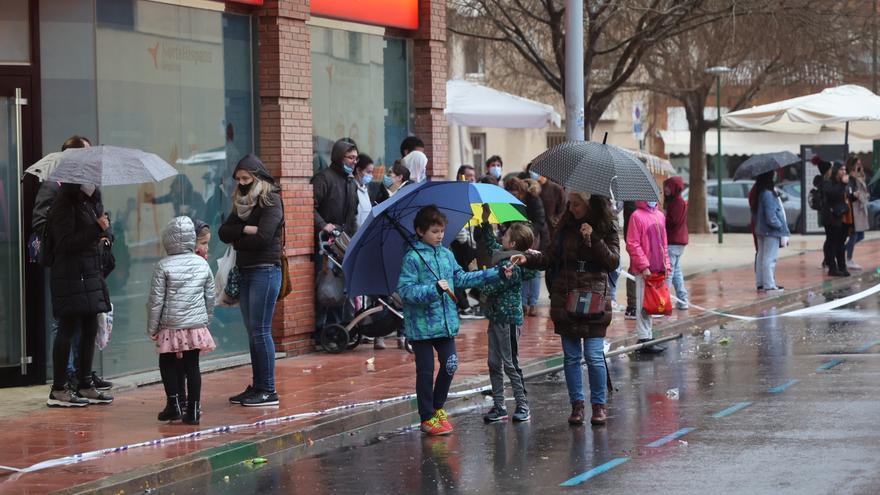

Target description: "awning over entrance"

left=659, top=129, right=875, bottom=156
left=445, top=79, right=562, bottom=129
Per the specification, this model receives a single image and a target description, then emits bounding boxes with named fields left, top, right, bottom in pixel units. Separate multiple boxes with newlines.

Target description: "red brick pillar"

left=412, top=0, right=448, bottom=179
left=257, top=0, right=316, bottom=355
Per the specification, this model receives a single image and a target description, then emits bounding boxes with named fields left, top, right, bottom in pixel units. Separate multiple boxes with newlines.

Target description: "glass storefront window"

left=310, top=26, right=411, bottom=175
left=0, top=0, right=30, bottom=65
left=41, top=0, right=256, bottom=378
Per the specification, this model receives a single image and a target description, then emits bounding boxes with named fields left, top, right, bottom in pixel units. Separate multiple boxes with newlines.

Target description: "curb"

left=56, top=268, right=879, bottom=494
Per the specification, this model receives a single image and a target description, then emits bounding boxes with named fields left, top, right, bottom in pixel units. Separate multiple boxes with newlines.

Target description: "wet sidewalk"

left=1, top=238, right=879, bottom=494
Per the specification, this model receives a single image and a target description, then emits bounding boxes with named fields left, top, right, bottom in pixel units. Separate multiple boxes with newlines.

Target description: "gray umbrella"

left=47, top=145, right=178, bottom=186
left=733, top=151, right=800, bottom=181
left=529, top=141, right=660, bottom=201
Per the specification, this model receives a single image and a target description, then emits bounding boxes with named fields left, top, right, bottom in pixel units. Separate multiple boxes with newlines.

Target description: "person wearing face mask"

left=626, top=200, right=671, bottom=354
left=312, top=138, right=359, bottom=237
left=219, top=154, right=285, bottom=407
left=354, top=154, right=376, bottom=231
left=484, top=156, right=503, bottom=182
left=375, top=161, right=412, bottom=205
left=45, top=181, right=114, bottom=407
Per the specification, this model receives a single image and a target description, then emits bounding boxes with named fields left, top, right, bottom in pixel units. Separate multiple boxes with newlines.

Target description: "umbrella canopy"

left=47, top=145, right=178, bottom=186
left=342, top=181, right=523, bottom=297
left=529, top=141, right=660, bottom=202
left=467, top=201, right=527, bottom=227
left=620, top=148, right=676, bottom=176
left=24, top=152, right=63, bottom=181
left=723, top=85, right=880, bottom=139
left=733, top=151, right=800, bottom=181
left=445, top=79, right=562, bottom=128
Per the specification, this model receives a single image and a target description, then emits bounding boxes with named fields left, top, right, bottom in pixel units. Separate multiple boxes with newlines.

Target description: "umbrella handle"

left=444, top=288, right=458, bottom=303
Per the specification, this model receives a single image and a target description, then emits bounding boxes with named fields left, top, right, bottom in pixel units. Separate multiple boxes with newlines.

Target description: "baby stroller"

left=317, top=231, right=411, bottom=354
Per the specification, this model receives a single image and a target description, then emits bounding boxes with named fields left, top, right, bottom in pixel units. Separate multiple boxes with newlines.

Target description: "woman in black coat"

left=822, top=162, right=851, bottom=277
left=46, top=183, right=113, bottom=407
left=219, top=154, right=285, bottom=407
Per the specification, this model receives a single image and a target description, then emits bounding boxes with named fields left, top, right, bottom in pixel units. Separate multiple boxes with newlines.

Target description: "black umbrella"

left=733, top=151, right=800, bottom=181
left=529, top=140, right=660, bottom=202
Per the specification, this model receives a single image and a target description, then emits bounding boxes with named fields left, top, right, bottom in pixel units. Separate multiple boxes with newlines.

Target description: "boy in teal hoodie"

left=397, top=205, right=511, bottom=436
left=480, top=209, right=539, bottom=423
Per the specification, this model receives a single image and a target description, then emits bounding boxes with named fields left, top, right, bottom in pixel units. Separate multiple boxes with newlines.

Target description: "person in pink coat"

left=626, top=201, right=671, bottom=354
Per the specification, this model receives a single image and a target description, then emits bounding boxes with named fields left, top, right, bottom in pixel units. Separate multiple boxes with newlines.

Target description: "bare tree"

left=637, top=0, right=871, bottom=233
left=448, top=0, right=737, bottom=132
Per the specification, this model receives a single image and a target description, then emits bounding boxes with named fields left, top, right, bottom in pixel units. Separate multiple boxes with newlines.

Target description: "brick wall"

left=253, top=0, right=448, bottom=354
left=256, top=0, right=316, bottom=355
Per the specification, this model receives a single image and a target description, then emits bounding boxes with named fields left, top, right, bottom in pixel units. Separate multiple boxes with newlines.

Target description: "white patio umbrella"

left=445, top=79, right=562, bottom=128
left=722, top=85, right=880, bottom=141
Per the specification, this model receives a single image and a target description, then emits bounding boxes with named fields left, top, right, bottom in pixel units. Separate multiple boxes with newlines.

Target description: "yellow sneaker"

left=433, top=408, right=454, bottom=432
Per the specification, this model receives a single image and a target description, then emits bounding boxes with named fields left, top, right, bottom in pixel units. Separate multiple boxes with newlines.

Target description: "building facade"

left=0, top=0, right=448, bottom=387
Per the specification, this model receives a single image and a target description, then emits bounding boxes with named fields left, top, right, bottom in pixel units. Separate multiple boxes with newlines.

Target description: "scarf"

left=234, top=180, right=266, bottom=220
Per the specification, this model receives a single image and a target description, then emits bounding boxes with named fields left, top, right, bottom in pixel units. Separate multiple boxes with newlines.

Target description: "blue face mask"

left=383, top=175, right=393, bottom=187
left=646, top=201, right=658, bottom=209
left=343, top=164, right=354, bottom=175
left=529, top=171, right=540, bottom=180
left=489, top=166, right=502, bottom=179
left=361, top=174, right=373, bottom=186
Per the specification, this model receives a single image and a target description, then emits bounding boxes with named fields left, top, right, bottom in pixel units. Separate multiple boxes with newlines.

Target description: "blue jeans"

left=560, top=336, right=606, bottom=405
left=667, top=244, right=688, bottom=304
left=608, top=267, right=620, bottom=302
left=846, top=230, right=865, bottom=260
left=521, top=276, right=540, bottom=306
left=755, top=235, right=780, bottom=290
left=239, top=265, right=281, bottom=393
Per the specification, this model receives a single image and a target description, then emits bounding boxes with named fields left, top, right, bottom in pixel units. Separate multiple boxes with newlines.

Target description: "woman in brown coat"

left=514, top=191, right=620, bottom=426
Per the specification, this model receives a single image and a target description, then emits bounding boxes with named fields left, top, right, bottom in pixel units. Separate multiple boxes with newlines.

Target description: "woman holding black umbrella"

left=752, top=171, right=789, bottom=291
left=514, top=192, right=619, bottom=426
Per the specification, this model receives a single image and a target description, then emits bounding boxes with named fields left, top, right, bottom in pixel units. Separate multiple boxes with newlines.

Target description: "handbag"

left=562, top=256, right=611, bottom=324
left=278, top=220, right=292, bottom=301
left=642, top=272, right=672, bottom=315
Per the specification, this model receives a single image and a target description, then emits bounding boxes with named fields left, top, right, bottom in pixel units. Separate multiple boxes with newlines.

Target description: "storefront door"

left=0, top=78, right=33, bottom=386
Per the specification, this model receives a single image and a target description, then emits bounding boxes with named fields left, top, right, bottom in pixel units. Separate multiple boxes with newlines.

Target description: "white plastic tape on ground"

left=619, top=270, right=880, bottom=321
left=0, top=383, right=495, bottom=475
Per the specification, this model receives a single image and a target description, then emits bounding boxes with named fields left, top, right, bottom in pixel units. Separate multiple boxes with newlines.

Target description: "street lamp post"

left=705, top=66, right=732, bottom=244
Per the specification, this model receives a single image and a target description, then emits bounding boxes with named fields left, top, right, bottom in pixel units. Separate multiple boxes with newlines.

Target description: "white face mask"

left=81, top=183, right=97, bottom=196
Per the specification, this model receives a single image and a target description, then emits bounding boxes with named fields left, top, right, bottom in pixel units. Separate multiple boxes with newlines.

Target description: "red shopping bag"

left=643, top=273, right=672, bottom=315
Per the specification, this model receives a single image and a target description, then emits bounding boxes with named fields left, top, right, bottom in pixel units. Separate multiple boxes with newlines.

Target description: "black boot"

left=183, top=400, right=200, bottom=425
left=635, top=338, right=666, bottom=354
left=158, top=395, right=182, bottom=422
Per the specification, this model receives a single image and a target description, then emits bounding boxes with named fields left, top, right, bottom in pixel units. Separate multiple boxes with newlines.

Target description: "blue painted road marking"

left=646, top=427, right=696, bottom=448
left=560, top=457, right=630, bottom=487
left=768, top=379, right=799, bottom=394
left=856, top=341, right=880, bottom=353
left=817, top=358, right=844, bottom=371
left=712, top=401, right=752, bottom=419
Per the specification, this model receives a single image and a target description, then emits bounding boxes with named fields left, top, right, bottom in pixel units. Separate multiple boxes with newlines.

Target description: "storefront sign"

left=311, top=0, right=419, bottom=30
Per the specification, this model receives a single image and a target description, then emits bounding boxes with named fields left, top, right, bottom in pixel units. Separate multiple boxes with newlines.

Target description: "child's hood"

left=163, top=216, right=196, bottom=255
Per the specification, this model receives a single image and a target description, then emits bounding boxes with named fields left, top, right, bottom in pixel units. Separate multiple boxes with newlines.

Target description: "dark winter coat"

left=523, top=211, right=620, bottom=339
left=312, top=141, right=358, bottom=236
left=822, top=179, right=848, bottom=228
left=47, top=184, right=111, bottom=318
left=218, top=155, right=285, bottom=268
left=539, top=179, right=565, bottom=229
left=664, top=176, right=689, bottom=246
left=524, top=194, right=550, bottom=252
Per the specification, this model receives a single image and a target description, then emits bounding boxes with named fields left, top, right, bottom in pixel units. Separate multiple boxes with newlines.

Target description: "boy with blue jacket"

left=398, top=205, right=511, bottom=436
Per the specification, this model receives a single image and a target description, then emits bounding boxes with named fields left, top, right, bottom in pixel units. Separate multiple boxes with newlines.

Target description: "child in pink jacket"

left=626, top=201, right=671, bottom=354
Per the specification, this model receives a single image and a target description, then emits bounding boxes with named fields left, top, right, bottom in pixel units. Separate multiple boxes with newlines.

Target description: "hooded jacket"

left=522, top=210, right=620, bottom=339
left=663, top=176, right=688, bottom=246
left=47, top=184, right=111, bottom=318
left=147, top=217, right=215, bottom=335
left=218, top=154, right=284, bottom=267
left=627, top=201, right=671, bottom=275
left=397, top=240, right=502, bottom=341
left=311, top=140, right=358, bottom=236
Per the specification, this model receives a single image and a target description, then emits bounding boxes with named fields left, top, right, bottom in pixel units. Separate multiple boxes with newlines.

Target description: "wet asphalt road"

left=170, top=290, right=880, bottom=494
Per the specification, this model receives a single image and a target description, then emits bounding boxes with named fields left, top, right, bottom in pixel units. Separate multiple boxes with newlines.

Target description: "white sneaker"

left=846, top=259, right=863, bottom=270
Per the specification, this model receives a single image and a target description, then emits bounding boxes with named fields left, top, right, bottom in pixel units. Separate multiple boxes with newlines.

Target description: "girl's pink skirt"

left=154, top=326, right=216, bottom=355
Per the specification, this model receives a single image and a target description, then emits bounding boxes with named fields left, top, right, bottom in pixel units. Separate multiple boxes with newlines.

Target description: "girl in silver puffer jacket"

left=147, top=216, right=216, bottom=425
